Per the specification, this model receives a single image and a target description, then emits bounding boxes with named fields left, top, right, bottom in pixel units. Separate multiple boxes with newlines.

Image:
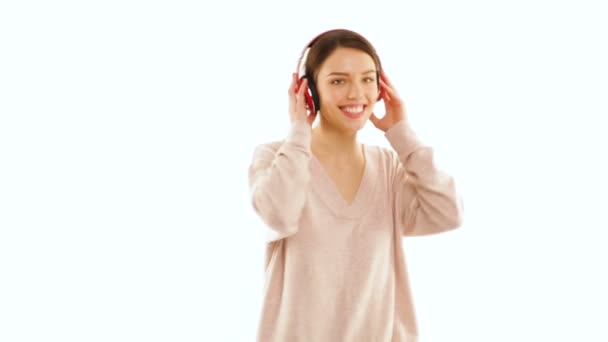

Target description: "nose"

left=347, top=82, right=364, bottom=100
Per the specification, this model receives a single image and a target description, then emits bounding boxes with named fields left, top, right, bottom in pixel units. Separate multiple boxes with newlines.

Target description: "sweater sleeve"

left=385, top=120, right=464, bottom=237
left=248, top=120, right=313, bottom=242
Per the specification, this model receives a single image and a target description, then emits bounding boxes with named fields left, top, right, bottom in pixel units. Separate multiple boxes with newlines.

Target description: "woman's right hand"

left=289, top=73, right=316, bottom=126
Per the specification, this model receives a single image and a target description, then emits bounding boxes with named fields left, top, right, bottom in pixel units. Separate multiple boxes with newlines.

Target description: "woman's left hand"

left=369, top=71, right=408, bottom=132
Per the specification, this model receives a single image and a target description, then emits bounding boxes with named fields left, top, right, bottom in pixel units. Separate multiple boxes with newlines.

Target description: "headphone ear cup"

left=297, top=76, right=316, bottom=114
left=304, top=88, right=315, bottom=114
left=307, top=78, right=320, bottom=114
left=376, top=71, right=383, bottom=102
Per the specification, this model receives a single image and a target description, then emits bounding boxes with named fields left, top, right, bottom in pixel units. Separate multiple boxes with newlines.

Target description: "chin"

left=338, top=113, right=370, bottom=132
left=321, top=106, right=371, bottom=132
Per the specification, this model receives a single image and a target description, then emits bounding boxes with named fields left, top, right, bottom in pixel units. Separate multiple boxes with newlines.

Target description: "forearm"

left=248, top=121, right=313, bottom=239
left=386, top=120, right=464, bottom=236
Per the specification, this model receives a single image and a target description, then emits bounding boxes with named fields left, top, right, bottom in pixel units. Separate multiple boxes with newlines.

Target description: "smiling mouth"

left=340, top=105, right=366, bottom=118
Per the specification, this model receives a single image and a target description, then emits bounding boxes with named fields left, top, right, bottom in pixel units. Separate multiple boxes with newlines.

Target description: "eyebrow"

left=326, top=70, right=377, bottom=77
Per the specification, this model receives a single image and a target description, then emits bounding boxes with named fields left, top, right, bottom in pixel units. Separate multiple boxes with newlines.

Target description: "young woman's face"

left=315, top=47, right=380, bottom=133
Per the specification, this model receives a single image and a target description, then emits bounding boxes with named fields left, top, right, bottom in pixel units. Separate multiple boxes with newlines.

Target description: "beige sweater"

left=248, top=119, right=464, bottom=342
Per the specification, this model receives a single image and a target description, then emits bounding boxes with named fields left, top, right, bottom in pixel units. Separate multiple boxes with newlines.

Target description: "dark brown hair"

left=305, top=29, right=382, bottom=82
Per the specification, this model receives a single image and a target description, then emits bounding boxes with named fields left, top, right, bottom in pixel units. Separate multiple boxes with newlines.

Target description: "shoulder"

left=249, top=139, right=288, bottom=166
left=254, top=139, right=284, bottom=153
left=365, top=143, right=402, bottom=184
left=366, top=143, right=400, bottom=168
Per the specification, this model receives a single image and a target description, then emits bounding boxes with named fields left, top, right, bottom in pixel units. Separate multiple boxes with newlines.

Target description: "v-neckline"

left=310, top=144, right=378, bottom=219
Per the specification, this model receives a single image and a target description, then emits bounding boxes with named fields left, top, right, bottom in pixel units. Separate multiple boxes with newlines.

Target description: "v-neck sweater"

left=248, top=119, right=464, bottom=342
left=309, top=143, right=373, bottom=219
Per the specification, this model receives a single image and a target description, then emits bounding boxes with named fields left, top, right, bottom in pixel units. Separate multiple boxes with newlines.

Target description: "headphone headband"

left=295, top=29, right=344, bottom=80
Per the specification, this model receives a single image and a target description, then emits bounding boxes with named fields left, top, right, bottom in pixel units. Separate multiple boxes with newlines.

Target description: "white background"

left=1, top=0, right=607, bottom=341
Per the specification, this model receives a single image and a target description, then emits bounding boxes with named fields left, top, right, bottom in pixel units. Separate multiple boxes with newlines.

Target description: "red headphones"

left=295, top=29, right=383, bottom=115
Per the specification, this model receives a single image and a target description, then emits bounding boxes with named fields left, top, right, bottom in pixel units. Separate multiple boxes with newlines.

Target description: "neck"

left=311, top=118, right=362, bottom=163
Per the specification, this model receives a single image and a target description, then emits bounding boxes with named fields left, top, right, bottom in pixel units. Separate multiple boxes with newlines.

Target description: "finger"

left=296, top=78, right=308, bottom=112
left=298, top=77, right=307, bottom=93
left=289, top=73, right=297, bottom=94
left=289, top=73, right=298, bottom=114
left=380, top=79, right=398, bottom=99
left=297, top=78, right=307, bottom=100
left=383, top=92, right=392, bottom=103
left=379, top=84, right=392, bottom=103
left=380, top=70, right=394, bottom=88
left=380, top=85, right=392, bottom=102
left=307, top=110, right=317, bottom=125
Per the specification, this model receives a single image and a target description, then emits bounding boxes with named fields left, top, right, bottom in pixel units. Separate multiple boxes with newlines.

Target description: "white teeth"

left=342, top=105, right=364, bottom=113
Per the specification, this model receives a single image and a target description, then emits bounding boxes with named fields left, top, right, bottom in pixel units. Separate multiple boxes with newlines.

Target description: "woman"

left=247, top=28, right=464, bottom=342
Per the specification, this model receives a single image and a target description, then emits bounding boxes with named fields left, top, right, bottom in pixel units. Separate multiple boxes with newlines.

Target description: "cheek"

left=318, top=86, right=343, bottom=104
left=367, top=83, right=380, bottom=96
